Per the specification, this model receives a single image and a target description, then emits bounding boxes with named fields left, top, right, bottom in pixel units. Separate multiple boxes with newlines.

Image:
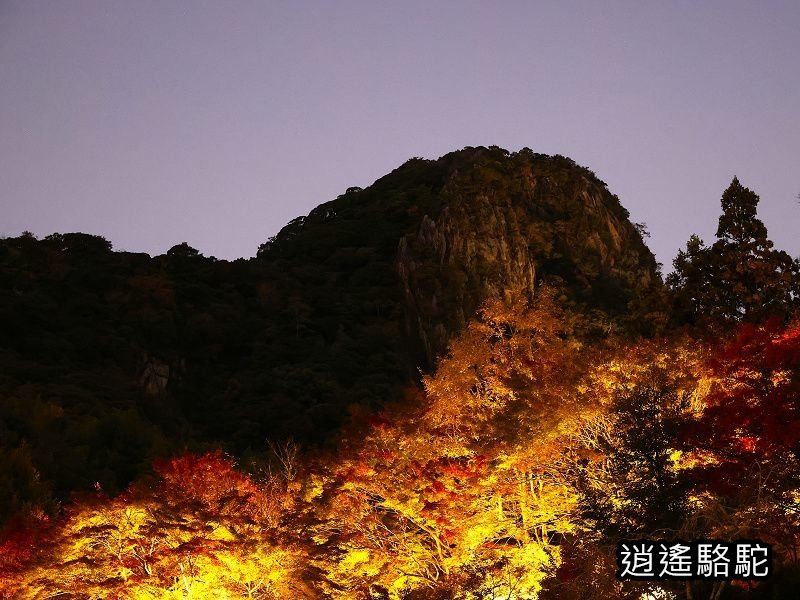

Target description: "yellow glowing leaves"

left=116, top=542, right=298, bottom=599
left=216, top=546, right=294, bottom=597
left=2, top=451, right=317, bottom=600
left=461, top=522, right=501, bottom=553
left=680, top=448, right=722, bottom=469
left=668, top=448, right=707, bottom=474
left=61, top=502, right=154, bottom=566
left=302, top=473, right=327, bottom=502
left=439, top=441, right=477, bottom=459
left=336, top=547, right=382, bottom=581
left=770, top=368, right=792, bottom=388
left=339, top=548, right=371, bottom=571
left=528, top=484, right=578, bottom=534
left=473, top=542, right=555, bottom=600
left=688, top=374, right=716, bottom=413
left=421, top=288, right=581, bottom=438
left=206, top=523, right=236, bottom=542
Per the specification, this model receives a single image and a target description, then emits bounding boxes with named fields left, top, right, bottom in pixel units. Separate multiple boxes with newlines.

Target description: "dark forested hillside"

left=0, top=146, right=661, bottom=518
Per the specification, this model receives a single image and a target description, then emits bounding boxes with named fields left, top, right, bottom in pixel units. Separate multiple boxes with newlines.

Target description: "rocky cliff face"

left=396, top=201, right=539, bottom=366
left=390, top=147, right=659, bottom=365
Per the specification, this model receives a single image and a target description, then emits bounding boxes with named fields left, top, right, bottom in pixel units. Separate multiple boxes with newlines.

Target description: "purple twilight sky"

left=1, top=1, right=798, bottom=270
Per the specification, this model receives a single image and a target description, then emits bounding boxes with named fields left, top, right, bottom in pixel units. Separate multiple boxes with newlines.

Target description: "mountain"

left=0, top=146, right=662, bottom=517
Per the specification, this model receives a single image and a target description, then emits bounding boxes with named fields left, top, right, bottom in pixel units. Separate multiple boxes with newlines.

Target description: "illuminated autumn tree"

left=543, top=336, right=717, bottom=599
left=422, top=287, right=584, bottom=447
left=305, top=289, right=590, bottom=598
left=560, top=336, right=705, bottom=531
left=684, top=320, right=800, bottom=573
left=0, top=452, right=312, bottom=599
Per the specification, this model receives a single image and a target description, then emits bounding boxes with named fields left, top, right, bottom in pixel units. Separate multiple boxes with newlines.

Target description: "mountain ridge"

left=0, top=145, right=662, bottom=518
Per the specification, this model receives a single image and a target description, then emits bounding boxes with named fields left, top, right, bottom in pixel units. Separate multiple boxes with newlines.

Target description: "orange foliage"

left=2, top=302, right=799, bottom=599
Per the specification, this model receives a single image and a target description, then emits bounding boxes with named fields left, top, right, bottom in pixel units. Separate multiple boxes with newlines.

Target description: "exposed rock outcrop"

left=139, top=352, right=170, bottom=396
left=391, top=147, right=658, bottom=365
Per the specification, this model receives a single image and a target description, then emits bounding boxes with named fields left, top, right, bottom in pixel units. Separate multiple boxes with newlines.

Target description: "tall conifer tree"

left=668, top=178, right=799, bottom=326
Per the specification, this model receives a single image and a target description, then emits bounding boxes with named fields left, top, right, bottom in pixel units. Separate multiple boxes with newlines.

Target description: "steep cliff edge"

left=388, top=147, right=658, bottom=364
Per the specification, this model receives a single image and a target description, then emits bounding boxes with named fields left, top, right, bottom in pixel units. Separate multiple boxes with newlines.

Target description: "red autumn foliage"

left=687, top=320, right=800, bottom=473
left=152, top=450, right=260, bottom=508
